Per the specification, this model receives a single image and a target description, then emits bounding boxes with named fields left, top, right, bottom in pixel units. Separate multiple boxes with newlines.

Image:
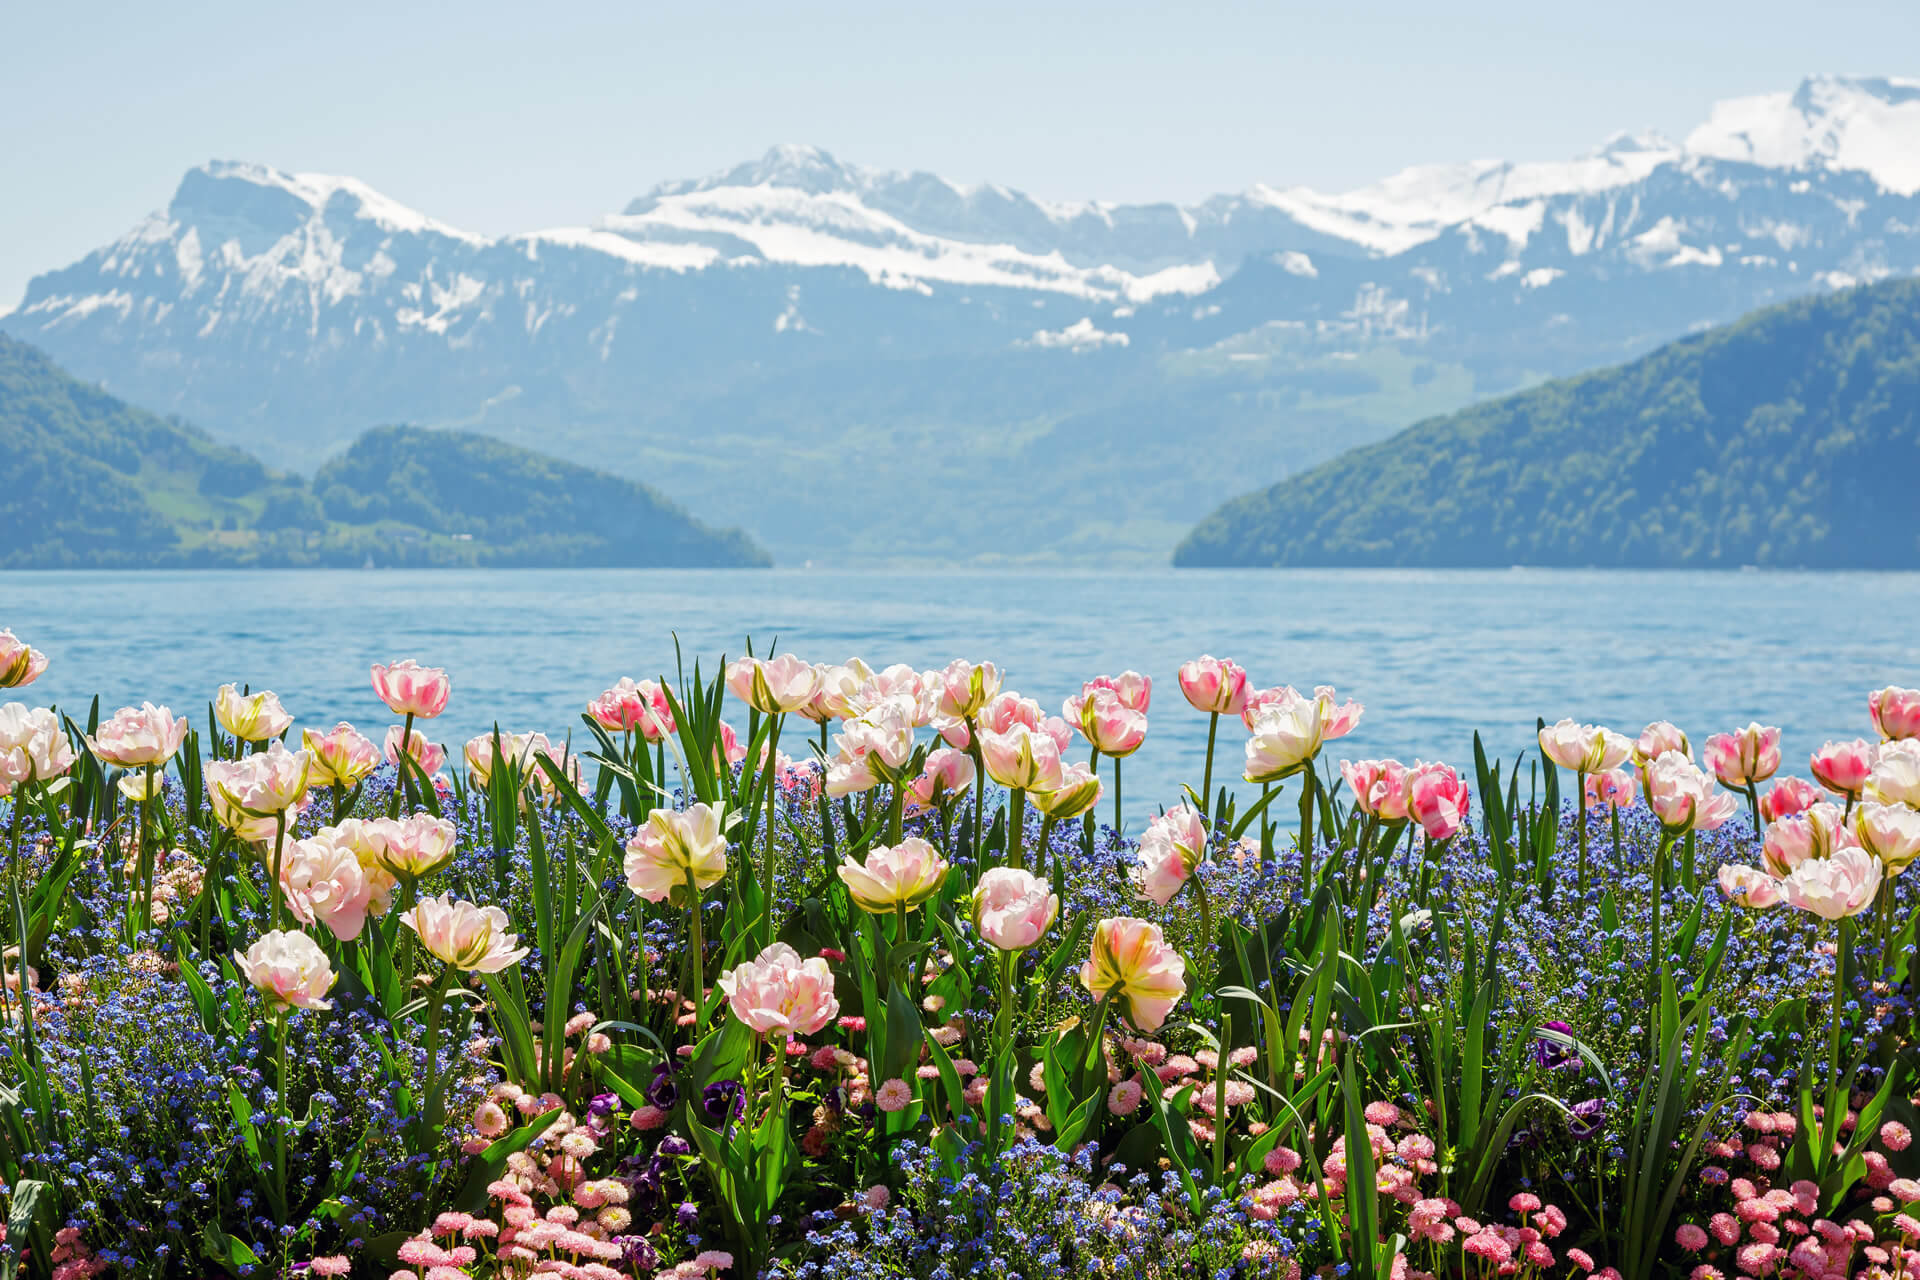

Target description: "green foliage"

left=1177, top=278, right=1920, bottom=567
left=0, top=336, right=769, bottom=569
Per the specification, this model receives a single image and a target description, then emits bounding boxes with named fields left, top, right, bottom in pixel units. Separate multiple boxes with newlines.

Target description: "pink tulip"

left=718, top=942, right=839, bottom=1037
left=715, top=720, right=747, bottom=769
left=1854, top=802, right=1920, bottom=874
left=1759, top=776, right=1822, bottom=822
left=385, top=725, right=447, bottom=776
left=865, top=663, right=925, bottom=708
left=215, top=684, right=293, bottom=742
left=376, top=812, right=458, bottom=879
left=1178, top=656, right=1248, bottom=716
left=1583, top=768, right=1637, bottom=810
left=906, top=747, right=976, bottom=812
left=971, top=867, right=1058, bottom=951
left=1076, top=671, right=1151, bottom=715
left=1341, top=759, right=1410, bottom=821
left=206, top=742, right=311, bottom=841
left=0, top=631, right=48, bottom=689
left=1134, top=806, right=1205, bottom=905
left=1809, top=739, right=1877, bottom=799
left=980, top=692, right=1045, bottom=736
left=826, top=698, right=917, bottom=795
left=1538, top=720, right=1632, bottom=773
left=1761, top=802, right=1858, bottom=878
left=624, top=803, right=730, bottom=904
left=1778, top=847, right=1881, bottom=920
left=1312, top=687, right=1364, bottom=741
left=1404, top=761, right=1471, bottom=840
left=980, top=722, right=1066, bottom=792
left=371, top=659, right=451, bottom=720
left=588, top=677, right=676, bottom=741
left=837, top=837, right=949, bottom=913
left=1076, top=688, right=1147, bottom=757
left=1032, top=762, right=1102, bottom=820
left=1642, top=751, right=1739, bottom=834
left=233, top=929, right=336, bottom=1010
left=725, top=653, right=822, bottom=715
left=1870, top=686, right=1920, bottom=742
left=1243, top=691, right=1324, bottom=784
left=1081, top=917, right=1187, bottom=1033
left=87, top=702, right=188, bottom=768
left=1716, top=864, right=1783, bottom=910
left=0, top=704, right=76, bottom=797
left=281, top=828, right=377, bottom=941
left=1867, top=740, right=1920, bottom=808
left=1633, top=721, right=1692, bottom=766
left=403, top=894, right=531, bottom=972
left=1704, top=724, right=1782, bottom=788
left=1238, top=685, right=1294, bottom=733
left=303, top=722, right=379, bottom=788
left=933, top=660, right=1002, bottom=720
left=810, top=660, right=876, bottom=721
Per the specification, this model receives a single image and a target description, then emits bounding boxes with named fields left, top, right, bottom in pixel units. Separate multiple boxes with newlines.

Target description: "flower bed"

left=0, top=628, right=1917, bottom=1279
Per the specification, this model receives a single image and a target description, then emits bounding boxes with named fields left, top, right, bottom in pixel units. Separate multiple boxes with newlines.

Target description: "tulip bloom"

left=623, top=803, right=729, bottom=904
left=281, top=828, right=377, bottom=941
left=1808, top=739, right=1877, bottom=802
left=1584, top=768, right=1637, bottom=810
left=1866, top=741, right=1920, bottom=808
left=1135, top=806, right=1206, bottom=906
left=303, top=722, right=379, bottom=789
left=1031, top=763, right=1102, bottom=820
left=206, top=742, right=312, bottom=842
left=1081, top=917, right=1187, bottom=1033
left=371, top=659, right=451, bottom=719
left=717, top=942, right=839, bottom=1037
left=1870, top=686, right=1920, bottom=742
left=1778, top=847, right=1881, bottom=920
left=1704, top=724, right=1782, bottom=788
left=1717, top=864, right=1783, bottom=910
left=1633, top=721, right=1692, bottom=767
left=980, top=722, right=1066, bottom=792
left=1642, top=752, right=1738, bottom=834
left=0, top=704, right=76, bottom=796
left=1761, top=803, right=1858, bottom=878
left=1539, top=720, right=1633, bottom=774
left=906, top=747, right=976, bottom=812
left=403, top=895, right=530, bottom=972
left=1342, top=759, right=1410, bottom=821
left=1242, top=690, right=1325, bottom=784
left=86, top=702, right=188, bottom=768
left=725, top=653, right=822, bottom=715
left=1311, top=687, right=1364, bottom=741
left=588, top=677, right=676, bottom=740
left=0, top=631, right=48, bottom=689
left=215, top=684, right=293, bottom=742
left=1076, top=688, right=1147, bottom=757
left=1405, top=761, right=1471, bottom=841
left=235, top=929, right=337, bottom=1011
left=1075, top=671, right=1151, bottom=716
left=377, top=812, right=458, bottom=880
left=811, top=660, right=877, bottom=721
left=384, top=725, right=447, bottom=776
left=971, top=868, right=1058, bottom=952
left=933, top=659, right=1002, bottom=720
left=462, top=730, right=554, bottom=789
left=1854, top=801, right=1920, bottom=874
left=837, top=837, right=949, bottom=914
left=1760, top=776, right=1823, bottom=822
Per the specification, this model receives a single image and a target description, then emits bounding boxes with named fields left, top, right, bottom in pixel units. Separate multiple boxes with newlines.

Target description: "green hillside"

left=0, top=335, right=768, bottom=569
left=1175, top=279, right=1920, bottom=569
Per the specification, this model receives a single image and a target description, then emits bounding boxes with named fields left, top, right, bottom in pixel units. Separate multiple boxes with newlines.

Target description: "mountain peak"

left=1685, top=74, right=1920, bottom=194
left=168, top=159, right=486, bottom=243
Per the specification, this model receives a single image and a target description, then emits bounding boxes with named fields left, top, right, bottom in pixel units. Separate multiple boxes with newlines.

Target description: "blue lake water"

left=5, top=567, right=1918, bottom=828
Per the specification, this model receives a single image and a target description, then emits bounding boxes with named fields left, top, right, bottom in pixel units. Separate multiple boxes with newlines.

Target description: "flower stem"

left=762, top=715, right=783, bottom=945
left=269, top=810, right=288, bottom=930
left=683, top=870, right=707, bottom=1043
left=1113, top=756, right=1124, bottom=838
left=1575, top=769, right=1588, bottom=896
left=1200, top=711, right=1219, bottom=820
left=988, top=949, right=1014, bottom=1159
left=390, top=711, right=416, bottom=817
left=1007, top=788, right=1027, bottom=872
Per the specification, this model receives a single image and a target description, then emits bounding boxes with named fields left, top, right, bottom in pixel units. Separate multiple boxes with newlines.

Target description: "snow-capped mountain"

left=7, top=74, right=1920, bottom=564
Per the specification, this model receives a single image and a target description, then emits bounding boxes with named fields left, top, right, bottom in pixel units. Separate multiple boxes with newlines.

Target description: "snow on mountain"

left=1687, top=75, right=1920, bottom=196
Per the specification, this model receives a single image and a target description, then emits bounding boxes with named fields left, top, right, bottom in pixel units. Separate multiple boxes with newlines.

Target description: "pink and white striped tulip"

left=87, top=703, right=188, bottom=768
left=1584, top=768, right=1637, bottom=810
left=1242, top=691, right=1324, bottom=784
left=1810, top=739, right=1878, bottom=799
left=1538, top=720, right=1632, bottom=773
left=1761, top=802, right=1857, bottom=878
left=718, top=942, right=839, bottom=1037
left=1704, top=723, right=1782, bottom=788
left=971, top=868, right=1058, bottom=952
left=933, top=660, right=1002, bottom=720
left=1854, top=802, right=1920, bottom=874
left=0, top=704, right=75, bottom=796
left=837, top=837, right=949, bottom=913
left=1341, top=759, right=1410, bottom=821
left=1778, top=847, right=1881, bottom=921
left=1081, top=917, right=1187, bottom=1033
left=215, top=684, right=293, bottom=742
left=1032, top=762, right=1102, bottom=820
left=1633, top=721, right=1692, bottom=766
left=1867, top=740, right=1920, bottom=808
left=1870, top=686, right=1920, bottom=742
left=0, top=632, right=47, bottom=689
left=1134, top=806, right=1206, bottom=905
left=371, top=659, right=451, bottom=719
left=980, top=722, right=1066, bottom=793
left=385, top=725, right=447, bottom=776
left=1643, top=751, right=1738, bottom=834
left=376, top=812, right=458, bottom=879
left=206, top=742, right=311, bottom=841
left=1405, top=761, right=1471, bottom=840
left=906, top=747, right=976, bottom=811
left=1076, top=688, right=1147, bottom=757
left=281, top=827, right=377, bottom=941
left=588, top=677, right=676, bottom=741
left=1312, top=686, right=1364, bottom=741
left=303, top=722, right=379, bottom=788
left=1178, top=656, right=1248, bottom=717
left=1759, top=776, right=1823, bottom=822
left=623, top=803, right=729, bottom=904
left=403, top=895, right=530, bottom=972
left=725, top=653, right=822, bottom=715
left=234, top=929, right=336, bottom=1010
left=1717, top=864, right=1783, bottom=910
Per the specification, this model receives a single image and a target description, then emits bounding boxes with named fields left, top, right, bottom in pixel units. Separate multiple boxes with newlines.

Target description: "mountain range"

left=6, top=74, right=1920, bottom=564
left=1176, top=278, right=1920, bottom=568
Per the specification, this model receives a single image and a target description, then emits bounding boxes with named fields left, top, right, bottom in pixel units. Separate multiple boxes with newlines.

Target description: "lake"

left=5, top=567, right=1918, bottom=828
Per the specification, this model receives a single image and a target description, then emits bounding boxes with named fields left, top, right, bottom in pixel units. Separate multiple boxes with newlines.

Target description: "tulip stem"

left=966, top=717, right=985, bottom=862
left=1007, top=789, right=1027, bottom=872
left=1648, top=831, right=1674, bottom=1058
left=390, top=712, right=416, bottom=818
left=1200, top=712, right=1220, bottom=822
left=683, top=869, right=707, bottom=1043
left=136, top=762, right=157, bottom=936
left=988, top=948, right=1015, bottom=1160
left=1298, top=771, right=1315, bottom=891
left=1745, top=782, right=1764, bottom=854
left=418, top=966, right=454, bottom=1151
left=269, top=810, right=288, bottom=930
left=762, top=715, right=783, bottom=945
left=274, top=1005, right=291, bottom=1225
left=1083, top=747, right=1100, bottom=850
left=2, top=798, right=24, bottom=1037
left=1112, top=756, right=1124, bottom=838
left=1828, top=919, right=1852, bottom=1117
left=1575, top=769, right=1588, bottom=897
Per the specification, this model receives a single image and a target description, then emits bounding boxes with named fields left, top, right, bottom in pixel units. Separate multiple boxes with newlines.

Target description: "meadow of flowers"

left=0, top=624, right=1917, bottom=1280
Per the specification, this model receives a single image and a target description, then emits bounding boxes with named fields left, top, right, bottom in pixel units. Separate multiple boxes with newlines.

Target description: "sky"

left=2, top=0, right=1916, bottom=309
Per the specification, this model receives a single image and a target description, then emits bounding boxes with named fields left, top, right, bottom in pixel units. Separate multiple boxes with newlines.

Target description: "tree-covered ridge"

left=1175, top=278, right=1920, bottom=568
left=0, top=335, right=768, bottom=569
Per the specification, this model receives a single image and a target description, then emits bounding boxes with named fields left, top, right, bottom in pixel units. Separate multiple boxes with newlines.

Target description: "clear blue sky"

left=2, top=0, right=1914, bottom=309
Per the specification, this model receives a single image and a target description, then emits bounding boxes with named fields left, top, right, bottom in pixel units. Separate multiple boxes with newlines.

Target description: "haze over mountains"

left=7, top=74, right=1920, bottom=564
